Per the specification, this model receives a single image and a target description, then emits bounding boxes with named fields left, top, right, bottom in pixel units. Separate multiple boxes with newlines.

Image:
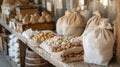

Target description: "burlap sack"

left=82, top=17, right=114, bottom=65
left=85, top=10, right=102, bottom=29
left=56, top=16, right=66, bottom=35
left=56, top=10, right=73, bottom=35
left=62, top=11, right=86, bottom=36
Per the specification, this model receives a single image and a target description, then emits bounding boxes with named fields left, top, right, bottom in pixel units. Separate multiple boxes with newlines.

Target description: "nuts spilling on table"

left=62, top=51, right=84, bottom=62
left=53, top=42, right=82, bottom=52
left=32, top=31, right=55, bottom=42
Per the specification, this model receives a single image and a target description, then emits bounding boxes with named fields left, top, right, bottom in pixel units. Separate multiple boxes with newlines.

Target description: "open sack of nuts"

left=81, top=11, right=114, bottom=65
left=56, top=10, right=86, bottom=36
left=22, top=29, right=56, bottom=47
left=31, top=30, right=56, bottom=46
left=32, top=31, right=56, bottom=42
left=40, top=36, right=84, bottom=63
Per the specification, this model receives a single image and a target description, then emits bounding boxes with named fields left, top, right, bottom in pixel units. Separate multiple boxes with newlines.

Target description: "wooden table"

left=0, top=20, right=119, bottom=67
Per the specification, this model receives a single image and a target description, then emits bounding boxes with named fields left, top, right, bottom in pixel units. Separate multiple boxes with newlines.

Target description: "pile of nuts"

left=62, top=51, right=84, bottom=62
left=53, top=42, right=82, bottom=52
left=45, top=36, right=80, bottom=47
left=32, top=31, right=55, bottom=42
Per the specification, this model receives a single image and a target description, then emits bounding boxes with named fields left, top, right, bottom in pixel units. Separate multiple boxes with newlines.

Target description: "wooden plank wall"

left=116, top=0, right=120, bottom=64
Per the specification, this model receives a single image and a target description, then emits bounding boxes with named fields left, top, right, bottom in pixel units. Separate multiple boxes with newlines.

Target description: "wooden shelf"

left=0, top=20, right=119, bottom=67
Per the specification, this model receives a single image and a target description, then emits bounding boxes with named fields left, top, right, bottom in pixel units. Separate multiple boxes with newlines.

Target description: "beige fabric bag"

left=62, top=11, right=86, bottom=36
left=56, top=16, right=66, bottom=35
left=56, top=10, right=73, bottom=35
left=82, top=13, right=114, bottom=65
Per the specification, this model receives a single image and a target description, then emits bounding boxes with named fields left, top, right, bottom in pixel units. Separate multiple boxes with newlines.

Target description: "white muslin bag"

left=82, top=12, right=114, bottom=65
left=56, top=16, right=66, bottom=35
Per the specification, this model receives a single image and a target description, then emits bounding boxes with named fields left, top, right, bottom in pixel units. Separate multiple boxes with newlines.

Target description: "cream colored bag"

left=82, top=17, right=114, bottom=65
left=56, top=10, right=73, bottom=35
left=56, top=16, right=66, bottom=35
left=62, top=11, right=86, bottom=36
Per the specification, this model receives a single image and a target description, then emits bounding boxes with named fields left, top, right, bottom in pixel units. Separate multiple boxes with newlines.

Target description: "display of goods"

left=40, top=36, right=83, bottom=63
left=82, top=11, right=114, bottom=65
left=56, top=10, right=86, bottom=36
left=32, top=31, right=56, bottom=42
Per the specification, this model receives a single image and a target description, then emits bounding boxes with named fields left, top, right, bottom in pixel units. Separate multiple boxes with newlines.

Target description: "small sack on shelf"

left=45, top=14, right=53, bottom=22
left=82, top=11, right=114, bottom=65
left=38, top=16, right=46, bottom=23
left=33, top=13, right=40, bottom=22
left=30, top=15, right=37, bottom=24
left=22, top=14, right=29, bottom=24
left=42, top=11, right=48, bottom=17
left=18, top=14, right=23, bottom=21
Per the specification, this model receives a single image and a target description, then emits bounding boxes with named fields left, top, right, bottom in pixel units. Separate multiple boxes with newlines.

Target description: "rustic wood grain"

left=116, top=0, right=120, bottom=64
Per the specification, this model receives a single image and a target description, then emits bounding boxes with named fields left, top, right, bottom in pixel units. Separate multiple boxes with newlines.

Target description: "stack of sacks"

left=82, top=11, right=114, bottom=65
left=56, top=10, right=86, bottom=36
left=8, top=34, right=20, bottom=67
left=40, top=36, right=83, bottom=63
left=15, top=11, right=53, bottom=24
